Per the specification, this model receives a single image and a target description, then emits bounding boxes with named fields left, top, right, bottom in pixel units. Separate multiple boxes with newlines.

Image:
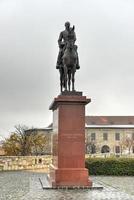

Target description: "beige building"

left=85, top=116, right=134, bottom=155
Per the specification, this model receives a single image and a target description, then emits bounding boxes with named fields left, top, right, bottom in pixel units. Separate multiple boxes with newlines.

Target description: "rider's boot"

left=76, top=57, right=80, bottom=69
left=56, top=50, right=62, bottom=69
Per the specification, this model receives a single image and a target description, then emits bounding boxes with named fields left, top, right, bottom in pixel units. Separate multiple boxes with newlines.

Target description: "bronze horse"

left=60, top=27, right=77, bottom=92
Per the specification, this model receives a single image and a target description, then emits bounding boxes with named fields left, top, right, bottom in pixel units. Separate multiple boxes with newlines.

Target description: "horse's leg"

left=68, top=69, right=71, bottom=91
left=72, top=68, right=75, bottom=91
left=64, top=65, right=67, bottom=91
left=59, top=68, right=63, bottom=92
left=72, top=74, right=74, bottom=91
left=59, top=70, right=62, bottom=92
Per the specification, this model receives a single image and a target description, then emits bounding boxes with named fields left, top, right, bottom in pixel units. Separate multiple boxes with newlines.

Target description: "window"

left=103, top=133, right=108, bottom=141
left=101, top=145, right=110, bottom=153
left=115, top=133, right=120, bottom=141
left=38, top=158, right=42, bottom=164
left=91, top=133, right=96, bottom=141
left=115, top=146, right=120, bottom=153
left=35, top=158, right=37, bottom=164
left=88, top=144, right=96, bottom=154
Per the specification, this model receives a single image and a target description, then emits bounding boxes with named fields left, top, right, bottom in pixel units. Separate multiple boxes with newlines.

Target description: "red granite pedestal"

left=49, top=91, right=92, bottom=187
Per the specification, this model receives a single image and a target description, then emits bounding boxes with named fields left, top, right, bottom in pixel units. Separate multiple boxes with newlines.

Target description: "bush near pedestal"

left=85, top=158, right=134, bottom=176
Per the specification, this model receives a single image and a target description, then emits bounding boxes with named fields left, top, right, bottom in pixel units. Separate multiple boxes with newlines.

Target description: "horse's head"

left=66, top=40, right=74, bottom=50
left=68, top=26, right=75, bottom=38
left=66, top=26, right=75, bottom=50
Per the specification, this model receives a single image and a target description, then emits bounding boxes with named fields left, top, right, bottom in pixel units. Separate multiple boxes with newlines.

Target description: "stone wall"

left=0, top=155, right=52, bottom=171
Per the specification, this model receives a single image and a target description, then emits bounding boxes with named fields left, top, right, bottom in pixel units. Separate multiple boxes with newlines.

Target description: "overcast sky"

left=0, top=0, right=134, bottom=138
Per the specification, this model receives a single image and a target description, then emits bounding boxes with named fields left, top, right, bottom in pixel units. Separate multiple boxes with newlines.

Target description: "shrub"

left=85, top=157, right=134, bottom=176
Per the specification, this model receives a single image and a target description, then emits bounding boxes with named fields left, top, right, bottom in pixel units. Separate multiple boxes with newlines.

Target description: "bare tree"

left=86, top=136, right=97, bottom=154
left=124, top=136, right=134, bottom=154
left=120, top=135, right=134, bottom=155
left=2, top=124, right=48, bottom=156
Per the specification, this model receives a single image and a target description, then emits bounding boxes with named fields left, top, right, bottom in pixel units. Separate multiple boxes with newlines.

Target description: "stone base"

left=60, top=91, right=83, bottom=96
left=52, top=168, right=92, bottom=187
left=39, top=175, right=102, bottom=190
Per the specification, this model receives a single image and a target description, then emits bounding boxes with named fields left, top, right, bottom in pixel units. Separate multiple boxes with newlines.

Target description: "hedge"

left=85, top=157, right=134, bottom=176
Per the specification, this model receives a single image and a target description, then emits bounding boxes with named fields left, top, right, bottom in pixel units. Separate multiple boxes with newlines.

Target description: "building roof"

left=85, top=116, right=134, bottom=125
left=47, top=116, right=134, bottom=129
left=25, top=116, right=134, bottom=132
left=25, top=127, right=52, bottom=133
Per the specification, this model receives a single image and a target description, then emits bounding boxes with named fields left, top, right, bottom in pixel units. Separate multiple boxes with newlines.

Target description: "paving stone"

left=0, top=171, right=134, bottom=200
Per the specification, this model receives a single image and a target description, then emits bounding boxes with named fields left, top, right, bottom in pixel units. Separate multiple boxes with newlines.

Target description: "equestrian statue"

left=56, top=22, right=80, bottom=92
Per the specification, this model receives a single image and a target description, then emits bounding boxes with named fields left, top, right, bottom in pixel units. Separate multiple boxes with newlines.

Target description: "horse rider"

left=56, top=21, right=80, bottom=70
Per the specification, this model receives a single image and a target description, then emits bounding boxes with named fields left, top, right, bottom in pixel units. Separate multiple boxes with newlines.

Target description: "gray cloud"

left=0, top=0, right=134, bottom=137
